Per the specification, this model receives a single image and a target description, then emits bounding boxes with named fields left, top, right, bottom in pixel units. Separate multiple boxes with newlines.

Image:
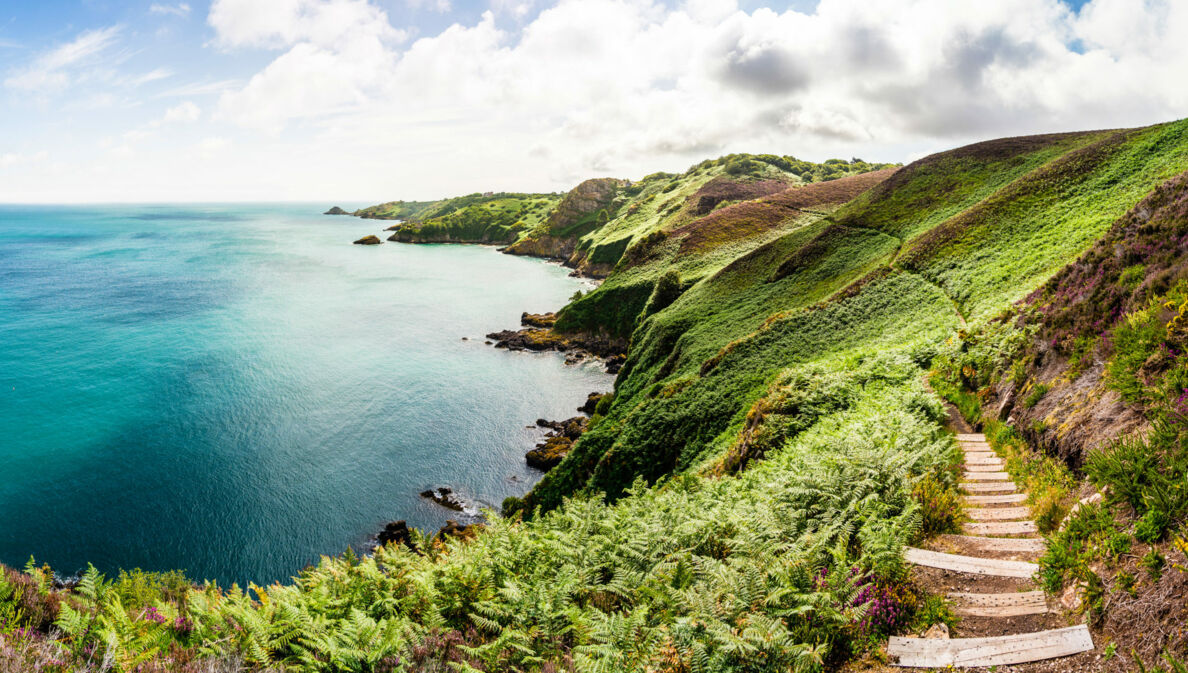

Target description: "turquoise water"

left=0, top=204, right=611, bottom=585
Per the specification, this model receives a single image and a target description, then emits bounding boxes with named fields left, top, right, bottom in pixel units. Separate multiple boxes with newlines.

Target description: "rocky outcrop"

left=521, top=312, right=557, bottom=328
left=526, top=435, right=573, bottom=470
left=436, top=519, right=483, bottom=542
left=545, top=178, right=625, bottom=232
left=376, top=520, right=417, bottom=552
left=420, top=487, right=465, bottom=511
left=353, top=235, right=382, bottom=245
left=579, top=392, right=610, bottom=415
left=501, top=178, right=626, bottom=277
left=486, top=312, right=627, bottom=371
left=324, top=206, right=351, bottom=215
left=526, top=416, right=590, bottom=471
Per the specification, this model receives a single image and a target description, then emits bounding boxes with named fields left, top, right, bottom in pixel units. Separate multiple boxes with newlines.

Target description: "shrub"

left=1038, top=502, right=1130, bottom=593
left=912, top=473, right=963, bottom=538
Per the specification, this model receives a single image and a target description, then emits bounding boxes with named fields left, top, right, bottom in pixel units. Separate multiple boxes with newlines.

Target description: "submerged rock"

left=324, top=206, right=351, bottom=215
left=353, top=235, right=382, bottom=245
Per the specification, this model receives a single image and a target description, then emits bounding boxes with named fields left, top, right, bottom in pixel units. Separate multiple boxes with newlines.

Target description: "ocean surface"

left=0, top=204, right=612, bottom=585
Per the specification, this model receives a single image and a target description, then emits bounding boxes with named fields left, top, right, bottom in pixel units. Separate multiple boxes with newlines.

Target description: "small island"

left=324, top=206, right=351, bottom=215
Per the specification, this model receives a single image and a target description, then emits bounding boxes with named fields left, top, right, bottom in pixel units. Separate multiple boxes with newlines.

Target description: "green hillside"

left=6, top=121, right=1188, bottom=672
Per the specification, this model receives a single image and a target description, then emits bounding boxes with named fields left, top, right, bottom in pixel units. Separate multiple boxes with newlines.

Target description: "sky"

left=0, top=0, right=1185, bottom=203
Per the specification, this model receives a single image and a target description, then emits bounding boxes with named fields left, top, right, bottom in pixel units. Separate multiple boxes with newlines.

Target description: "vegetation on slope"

left=7, top=119, right=1188, bottom=671
left=928, top=160, right=1188, bottom=667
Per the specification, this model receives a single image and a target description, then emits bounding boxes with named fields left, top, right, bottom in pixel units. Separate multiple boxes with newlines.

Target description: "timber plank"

left=936, top=534, right=1045, bottom=553
left=888, top=625, right=1093, bottom=667
left=962, top=481, right=1017, bottom=492
left=967, top=506, right=1031, bottom=521
left=964, top=520, right=1039, bottom=536
left=904, top=547, right=1037, bottom=578
left=948, top=591, right=1050, bottom=617
left=963, top=471, right=1011, bottom=480
left=966, top=462, right=1006, bottom=472
left=965, top=493, right=1027, bottom=505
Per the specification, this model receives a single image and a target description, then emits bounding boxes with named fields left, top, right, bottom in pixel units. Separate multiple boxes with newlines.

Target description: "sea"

left=0, top=203, right=612, bottom=585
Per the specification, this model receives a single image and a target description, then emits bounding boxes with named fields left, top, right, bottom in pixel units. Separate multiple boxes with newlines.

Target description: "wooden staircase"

left=886, top=433, right=1094, bottom=668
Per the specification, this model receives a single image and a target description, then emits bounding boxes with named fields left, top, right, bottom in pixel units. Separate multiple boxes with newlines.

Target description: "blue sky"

left=0, top=0, right=1183, bottom=202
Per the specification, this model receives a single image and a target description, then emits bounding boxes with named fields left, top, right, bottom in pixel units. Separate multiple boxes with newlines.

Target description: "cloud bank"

left=2, top=0, right=1187, bottom=202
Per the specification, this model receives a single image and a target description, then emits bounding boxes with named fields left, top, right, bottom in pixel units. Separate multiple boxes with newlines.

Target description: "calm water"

left=0, top=204, right=611, bottom=585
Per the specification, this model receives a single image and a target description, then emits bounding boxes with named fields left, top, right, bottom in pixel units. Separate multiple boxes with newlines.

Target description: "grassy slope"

left=525, top=123, right=1188, bottom=514
left=6, top=125, right=1188, bottom=672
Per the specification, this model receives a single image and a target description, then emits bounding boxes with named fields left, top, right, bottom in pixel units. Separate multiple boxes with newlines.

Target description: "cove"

left=0, top=204, right=613, bottom=586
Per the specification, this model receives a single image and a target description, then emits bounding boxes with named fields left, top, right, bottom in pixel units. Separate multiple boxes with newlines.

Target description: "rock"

left=437, top=519, right=483, bottom=542
left=605, top=354, right=626, bottom=374
left=385, top=224, right=402, bottom=231
left=521, top=312, right=557, bottom=328
left=420, top=487, right=465, bottom=511
left=561, top=417, right=588, bottom=439
left=579, top=392, right=609, bottom=415
left=353, top=235, right=382, bottom=245
left=923, top=623, right=950, bottom=639
left=544, top=178, right=625, bottom=232
left=377, top=520, right=418, bottom=552
left=526, top=416, right=589, bottom=470
left=324, top=206, right=351, bottom=215
left=526, top=435, right=573, bottom=470
left=1060, top=581, right=1088, bottom=611
left=486, top=328, right=568, bottom=352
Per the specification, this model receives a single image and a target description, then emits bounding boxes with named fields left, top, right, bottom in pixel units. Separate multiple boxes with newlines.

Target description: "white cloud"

left=7, top=0, right=1188, bottom=202
left=4, top=25, right=121, bottom=93
left=0, top=151, right=48, bottom=169
left=159, top=101, right=201, bottom=124
left=208, top=0, right=406, bottom=50
left=150, top=3, right=192, bottom=17
left=409, top=0, right=452, bottom=12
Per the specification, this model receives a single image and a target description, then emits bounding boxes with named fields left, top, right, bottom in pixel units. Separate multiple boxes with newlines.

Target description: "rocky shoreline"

left=486, top=312, right=627, bottom=373
left=368, top=311, right=619, bottom=554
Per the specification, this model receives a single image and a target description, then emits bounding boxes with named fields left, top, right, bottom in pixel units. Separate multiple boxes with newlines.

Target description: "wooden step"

left=965, top=493, right=1027, bottom=505
left=959, top=444, right=992, bottom=451
left=904, top=548, right=1037, bottom=578
left=966, top=463, right=1006, bottom=472
left=888, top=625, right=1094, bottom=668
left=963, top=471, right=1011, bottom=481
left=937, top=534, right=1045, bottom=553
left=964, top=454, right=1001, bottom=464
left=964, top=520, right=1039, bottom=536
left=962, top=481, right=1017, bottom=493
left=967, top=506, right=1031, bottom=521
left=955, top=434, right=986, bottom=441
left=948, top=591, right=1051, bottom=617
